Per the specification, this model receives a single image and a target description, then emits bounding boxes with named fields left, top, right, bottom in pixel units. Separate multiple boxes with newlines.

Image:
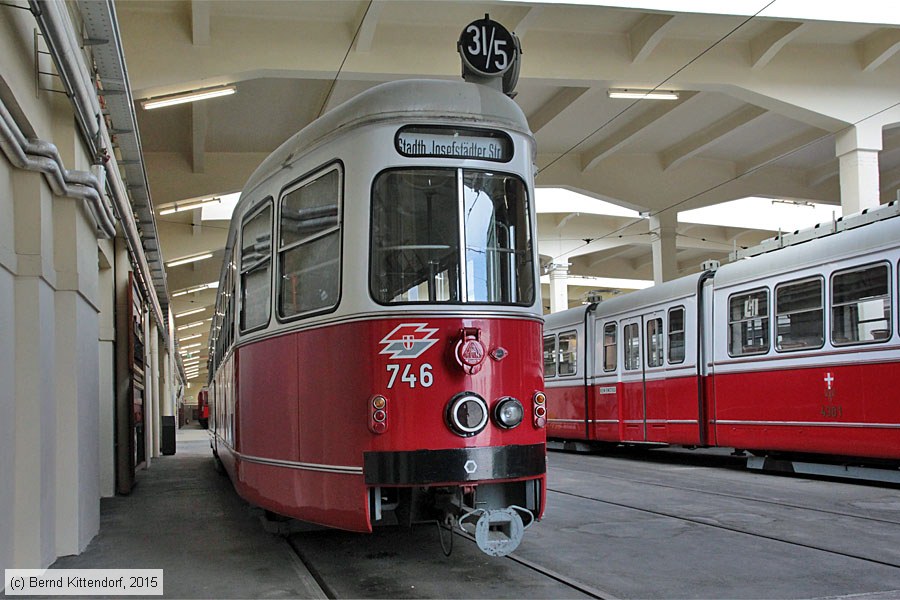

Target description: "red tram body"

left=544, top=206, right=900, bottom=476
left=206, top=78, right=546, bottom=555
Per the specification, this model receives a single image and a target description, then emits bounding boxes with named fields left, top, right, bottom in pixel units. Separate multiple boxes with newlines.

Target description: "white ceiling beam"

left=507, top=6, right=543, bottom=39
left=191, top=102, right=207, bottom=174
left=351, top=0, right=385, bottom=53
left=527, top=87, right=590, bottom=134
left=629, top=13, right=676, bottom=64
left=881, top=164, right=900, bottom=193
left=749, top=21, right=806, bottom=70
left=587, top=246, right=635, bottom=269
left=857, top=28, right=900, bottom=72
left=660, top=105, right=767, bottom=171
left=736, top=129, right=825, bottom=175
left=805, top=159, right=838, bottom=187
left=191, top=0, right=210, bottom=47
left=581, top=91, right=698, bottom=172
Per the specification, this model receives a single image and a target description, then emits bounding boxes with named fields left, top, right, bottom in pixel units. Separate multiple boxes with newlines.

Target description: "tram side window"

left=558, top=331, right=577, bottom=376
left=240, top=203, right=272, bottom=332
left=668, top=307, right=685, bottom=364
left=728, top=289, right=769, bottom=356
left=279, top=168, right=341, bottom=319
left=775, top=277, right=824, bottom=351
left=646, top=318, right=664, bottom=367
left=624, top=323, right=640, bottom=370
left=543, top=335, right=557, bottom=378
left=602, top=322, right=617, bottom=372
left=832, top=263, right=891, bottom=345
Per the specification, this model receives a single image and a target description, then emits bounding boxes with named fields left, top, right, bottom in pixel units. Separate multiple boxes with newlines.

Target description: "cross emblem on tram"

left=824, top=372, right=834, bottom=390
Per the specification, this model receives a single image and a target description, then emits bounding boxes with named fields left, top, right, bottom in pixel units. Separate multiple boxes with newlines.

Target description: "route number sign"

left=458, top=16, right=517, bottom=77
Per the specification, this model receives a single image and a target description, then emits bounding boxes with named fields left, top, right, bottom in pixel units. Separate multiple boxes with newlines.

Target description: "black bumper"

left=363, top=443, right=545, bottom=486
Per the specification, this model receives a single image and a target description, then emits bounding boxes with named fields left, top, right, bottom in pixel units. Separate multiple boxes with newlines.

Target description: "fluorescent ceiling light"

left=167, top=252, right=213, bottom=268
left=177, top=320, right=208, bottom=331
left=175, top=307, right=207, bottom=318
left=181, top=342, right=202, bottom=350
left=159, top=196, right=222, bottom=216
left=608, top=88, right=679, bottom=100
left=141, top=85, right=235, bottom=110
left=180, top=333, right=202, bottom=341
left=172, top=281, right=219, bottom=297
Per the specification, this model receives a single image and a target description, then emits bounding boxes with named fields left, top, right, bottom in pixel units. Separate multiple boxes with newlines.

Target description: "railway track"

left=277, top=451, right=900, bottom=599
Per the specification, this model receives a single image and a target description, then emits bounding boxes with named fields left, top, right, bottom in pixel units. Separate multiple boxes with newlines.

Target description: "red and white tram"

left=205, top=32, right=546, bottom=555
left=544, top=206, right=900, bottom=479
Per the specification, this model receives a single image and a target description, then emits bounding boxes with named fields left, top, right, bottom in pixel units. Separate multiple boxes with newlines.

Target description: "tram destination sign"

left=458, top=16, right=517, bottom=77
left=395, top=126, right=512, bottom=162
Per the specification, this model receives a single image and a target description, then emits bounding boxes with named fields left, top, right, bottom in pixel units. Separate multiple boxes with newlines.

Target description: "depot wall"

left=0, top=7, right=107, bottom=581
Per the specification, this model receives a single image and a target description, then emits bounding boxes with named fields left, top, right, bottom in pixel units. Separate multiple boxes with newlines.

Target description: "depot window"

left=728, top=289, right=769, bottom=356
left=832, top=262, right=891, bottom=346
left=370, top=168, right=534, bottom=305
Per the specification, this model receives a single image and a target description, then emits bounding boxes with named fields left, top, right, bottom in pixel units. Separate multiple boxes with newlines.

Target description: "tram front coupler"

left=457, top=505, right=535, bottom=557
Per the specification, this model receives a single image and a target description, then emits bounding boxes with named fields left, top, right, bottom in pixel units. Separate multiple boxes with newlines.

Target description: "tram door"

left=620, top=316, right=646, bottom=442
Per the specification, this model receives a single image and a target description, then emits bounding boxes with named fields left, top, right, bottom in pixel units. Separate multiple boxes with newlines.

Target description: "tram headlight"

left=492, top=397, right=524, bottom=429
left=445, top=392, right=488, bottom=437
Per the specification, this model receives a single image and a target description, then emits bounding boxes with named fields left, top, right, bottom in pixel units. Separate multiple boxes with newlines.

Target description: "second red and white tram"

left=205, top=68, right=547, bottom=554
left=544, top=206, right=900, bottom=478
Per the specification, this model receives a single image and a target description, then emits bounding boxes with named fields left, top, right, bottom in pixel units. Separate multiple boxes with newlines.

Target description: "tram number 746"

left=386, top=363, right=434, bottom=389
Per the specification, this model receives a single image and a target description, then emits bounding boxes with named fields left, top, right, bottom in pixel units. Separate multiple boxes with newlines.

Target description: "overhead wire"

left=540, top=0, right=900, bottom=264
left=317, top=0, right=373, bottom=119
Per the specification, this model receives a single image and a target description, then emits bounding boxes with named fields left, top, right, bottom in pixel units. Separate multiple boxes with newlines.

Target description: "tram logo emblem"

left=379, top=323, right=439, bottom=359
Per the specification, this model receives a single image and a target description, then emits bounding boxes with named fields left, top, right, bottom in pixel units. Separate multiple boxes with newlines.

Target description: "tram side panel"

left=709, top=239, right=900, bottom=461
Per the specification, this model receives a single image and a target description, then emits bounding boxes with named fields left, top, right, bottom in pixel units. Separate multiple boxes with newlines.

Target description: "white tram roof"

left=713, top=210, right=900, bottom=291
left=239, top=79, right=531, bottom=211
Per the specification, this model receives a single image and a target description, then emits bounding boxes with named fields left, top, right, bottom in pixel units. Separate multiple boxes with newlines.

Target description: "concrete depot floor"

left=41, top=429, right=900, bottom=600
left=49, top=426, right=326, bottom=599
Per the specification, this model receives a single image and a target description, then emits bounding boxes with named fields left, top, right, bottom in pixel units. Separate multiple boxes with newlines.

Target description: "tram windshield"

left=371, top=168, right=533, bottom=305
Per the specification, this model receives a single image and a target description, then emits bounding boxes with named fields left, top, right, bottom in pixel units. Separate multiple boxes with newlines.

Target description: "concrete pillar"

left=836, top=124, right=882, bottom=214
left=650, top=211, right=678, bottom=285
left=0, top=127, right=17, bottom=580
left=548, top=262, right=570, bottom=313
left=12, top=170, right=57, bottom=568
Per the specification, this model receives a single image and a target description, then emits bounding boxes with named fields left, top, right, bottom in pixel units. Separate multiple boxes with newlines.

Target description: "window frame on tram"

left=774, top=276, right=825, bottom=352
left=601, top=321, right=617, bottom=372
left=238, top=199, right=274, bottom=334
left=557, top=330, right=578, bottom=376
left=368, top=166, right=534, bottom=307
left=727, top=287, right=770, bottom=357
left=667, top=306, right=686, bottom=364
left=543, top=335, right=557, bottom=378
left=275, top=161, right=344, bottom=323
left=831, top=261, right=892, bottom=346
